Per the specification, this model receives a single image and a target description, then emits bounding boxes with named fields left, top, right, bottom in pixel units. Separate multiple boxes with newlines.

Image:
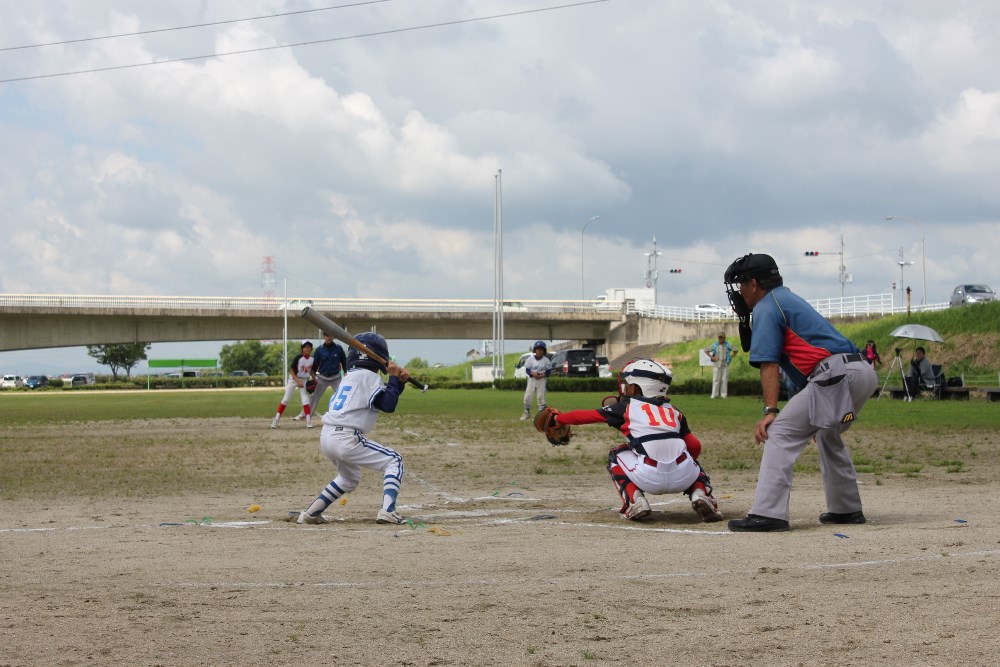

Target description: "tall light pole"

left=644, top=235, right=662, bottom=305
left=896, top=247, right=914, bottom=310
left=886, top=215, right=926, bottom=305
left=580, top=215, right=600, bottom=300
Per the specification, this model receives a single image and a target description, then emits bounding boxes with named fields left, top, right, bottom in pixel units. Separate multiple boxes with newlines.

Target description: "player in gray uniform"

left=520, top=340, right=552, bottom=420
left=297, top=333, right=411, bottom=526
left=722, top=253, right=878, bottom=532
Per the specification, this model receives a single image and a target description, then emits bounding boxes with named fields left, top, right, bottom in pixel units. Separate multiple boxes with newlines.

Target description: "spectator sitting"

left=903, top=346, right=935, bottom=402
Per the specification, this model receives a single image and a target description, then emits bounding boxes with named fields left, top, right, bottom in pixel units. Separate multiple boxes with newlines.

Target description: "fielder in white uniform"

left=520, top=340, right=552, bottom=420
left=297, top=332, right=411, bottom=526
left=270, top=340, right=316, bottom=429
left=552, top=359, right=724, bottom=522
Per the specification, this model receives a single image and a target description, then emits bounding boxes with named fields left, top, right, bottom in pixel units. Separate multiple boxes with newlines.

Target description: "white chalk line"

left=154, top=548, right=1000, bottom=591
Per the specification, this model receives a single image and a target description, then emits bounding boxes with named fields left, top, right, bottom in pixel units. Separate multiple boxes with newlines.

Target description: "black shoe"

left=727, top=514, right=790, bottom=532
left=819, top=510, right=866, bottom=525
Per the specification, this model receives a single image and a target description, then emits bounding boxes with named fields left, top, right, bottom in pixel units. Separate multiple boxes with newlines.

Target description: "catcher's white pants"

left=711, top=363, right=730, bottom=398
left=613, top=448, right=700, bottom=495
left=319, top=427, right=403, bottom=498
left=309, top=374, right=343, bottom=415
left=523, top=377, right=547, bottom=412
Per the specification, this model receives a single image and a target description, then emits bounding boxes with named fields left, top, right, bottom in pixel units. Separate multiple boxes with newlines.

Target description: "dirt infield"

left=2, top=416, right=999, bottom=666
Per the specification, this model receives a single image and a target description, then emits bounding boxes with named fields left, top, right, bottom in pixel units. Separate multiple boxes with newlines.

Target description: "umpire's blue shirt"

left=749, top=286, right=859, bottom=390
left=314, top=342, right=347, bottom=377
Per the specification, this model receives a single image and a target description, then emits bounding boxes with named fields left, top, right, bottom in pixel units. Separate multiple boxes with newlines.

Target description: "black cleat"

left=819, top=510, right=866, bottom=525
left=728, top=514, right=790, bottom=532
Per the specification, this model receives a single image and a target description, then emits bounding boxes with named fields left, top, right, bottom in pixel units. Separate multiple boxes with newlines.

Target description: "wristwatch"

left=762, top=406, right=780, bottom=415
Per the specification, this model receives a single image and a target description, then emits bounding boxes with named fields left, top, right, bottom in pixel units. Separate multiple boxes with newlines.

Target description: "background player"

left=297, top=332, right=411, bottom=526
left=520, top=340, right=552, bottom=421
left=548, top=358, right=723, bottom=523
left=270, top=339, right=316, bottom=429
left=307, top=331, right=348, bottom=417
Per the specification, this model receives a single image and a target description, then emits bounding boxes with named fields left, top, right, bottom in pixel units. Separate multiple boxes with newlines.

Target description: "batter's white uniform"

left=301, top=367, right=406, bottom=519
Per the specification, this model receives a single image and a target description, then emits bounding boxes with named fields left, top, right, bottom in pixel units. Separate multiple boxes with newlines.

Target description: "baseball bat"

left=300, top=306, right=429, bottom=393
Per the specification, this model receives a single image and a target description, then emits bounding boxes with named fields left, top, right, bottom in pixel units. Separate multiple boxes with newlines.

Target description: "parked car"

left=2, top=374, right=25, bottom=388
left=24, top=375, right=49, bottom=389
left=550, top=349, right=599, bottom=377
left=513, top=353, right=532, bottom=379
left=949, top=284, right=995, bottom=307
left=597, top=356, right=612, bottom=378
left=231, top=370, right=250, bottom=377
left=694, top=303, right=729, bottom=319
left=251, top=372, right=268, bottom=377
left=70, top=374, right=90, bottom=386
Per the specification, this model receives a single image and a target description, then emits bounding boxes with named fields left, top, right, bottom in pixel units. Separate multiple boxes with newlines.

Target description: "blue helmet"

left=348, top=332, right=389, bottom=373
left=532, top=340, right=547, bottom=352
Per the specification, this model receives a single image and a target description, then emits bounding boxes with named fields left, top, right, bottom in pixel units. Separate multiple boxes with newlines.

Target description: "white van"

left=2, top=374, right=24, bottom=388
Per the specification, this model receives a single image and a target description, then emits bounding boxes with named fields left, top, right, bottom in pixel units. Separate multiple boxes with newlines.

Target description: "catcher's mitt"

left=534, top=407, right=572, bottom=446
left=305, top=379, right=317, bottom=394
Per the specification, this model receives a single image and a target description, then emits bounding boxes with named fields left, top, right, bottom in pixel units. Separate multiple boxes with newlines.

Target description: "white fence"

left=0, top=292, right=948, bottom=320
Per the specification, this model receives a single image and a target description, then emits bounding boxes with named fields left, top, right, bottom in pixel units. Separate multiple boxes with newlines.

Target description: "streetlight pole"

left=896, top=247, right=913, bottom=311
left=886, top=216, right=926, bottom=305
left=644, top=235, right=662, bottom=306
left=580, top=215, right=600, bottom=300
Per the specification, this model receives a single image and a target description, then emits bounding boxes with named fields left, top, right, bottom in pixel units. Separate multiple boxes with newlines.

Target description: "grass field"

left=2, top=389, right=996, bottom=499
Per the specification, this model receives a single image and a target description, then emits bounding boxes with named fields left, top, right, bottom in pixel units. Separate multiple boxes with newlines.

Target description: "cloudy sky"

left=2, top=0, right=999, bottom=372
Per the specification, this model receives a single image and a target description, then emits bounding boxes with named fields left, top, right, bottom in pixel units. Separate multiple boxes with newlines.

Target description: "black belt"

left=643, top=452, right=687, bottom=468
left=809, top=353, right=865, bottom=380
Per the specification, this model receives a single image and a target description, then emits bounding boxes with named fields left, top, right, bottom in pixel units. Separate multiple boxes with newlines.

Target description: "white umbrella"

left=888, top=324, right=944, bottom=343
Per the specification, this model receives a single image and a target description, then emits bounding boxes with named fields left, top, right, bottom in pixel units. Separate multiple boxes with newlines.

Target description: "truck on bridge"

left=596, top=287, right=656, bottom=309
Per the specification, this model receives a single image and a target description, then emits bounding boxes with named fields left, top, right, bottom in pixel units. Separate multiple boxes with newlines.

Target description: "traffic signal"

left=668, top=268, right=682, bottom=273
left=804, top=251, right=820, bottom=256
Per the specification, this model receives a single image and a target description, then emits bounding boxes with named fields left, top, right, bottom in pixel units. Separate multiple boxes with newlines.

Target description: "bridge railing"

left=0, top=292, right=949, bottom=319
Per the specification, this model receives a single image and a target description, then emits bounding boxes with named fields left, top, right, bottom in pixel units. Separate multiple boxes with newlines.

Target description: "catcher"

left=535, top=358, right=723, bottom=523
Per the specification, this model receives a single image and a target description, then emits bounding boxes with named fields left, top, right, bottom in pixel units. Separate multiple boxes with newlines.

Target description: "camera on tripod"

left=894, top=347, right=902, bottom=356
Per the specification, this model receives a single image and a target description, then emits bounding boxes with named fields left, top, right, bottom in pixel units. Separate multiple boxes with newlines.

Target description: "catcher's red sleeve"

left=683, top=432, right=702, bottom=459
left=555, top=409, right=606, bottom=426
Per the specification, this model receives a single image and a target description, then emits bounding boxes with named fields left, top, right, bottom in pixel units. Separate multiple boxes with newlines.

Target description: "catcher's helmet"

left=532, top=340, right=547, bottom=352
left=348, top=332, right=389, bottom=373
left=618, top=358, right=672, bottom=397
left=723, top=253, right=782, bottom=289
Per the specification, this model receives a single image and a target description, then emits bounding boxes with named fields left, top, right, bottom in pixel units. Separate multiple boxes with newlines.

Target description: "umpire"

left=723, top=253, right=878, bottom=532
left=310, top=332, right=348, bottom=417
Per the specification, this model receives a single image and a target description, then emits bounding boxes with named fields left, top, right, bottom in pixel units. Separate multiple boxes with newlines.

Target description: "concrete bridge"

left=0, top=292, right=901, bottom=359
left=0, top=294, right=746, bottom=359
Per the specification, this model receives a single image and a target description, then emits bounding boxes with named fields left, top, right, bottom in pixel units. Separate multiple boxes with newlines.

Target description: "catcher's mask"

left=618, top=358, right=672, bottom=397
left=723, top=253, right=783, bottom=352
left=348, top=332, right=389, bottom=373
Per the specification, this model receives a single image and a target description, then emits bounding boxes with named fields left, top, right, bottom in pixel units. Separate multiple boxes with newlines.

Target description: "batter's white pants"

left=320, top=427, right=404, bottom=500
left=613, top=448, right=700, bottom=496
left=711, top=363, right=730, bottom=398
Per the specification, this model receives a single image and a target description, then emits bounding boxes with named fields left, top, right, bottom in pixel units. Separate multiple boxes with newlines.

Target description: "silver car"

left=949, top=284, right=995, bottom=307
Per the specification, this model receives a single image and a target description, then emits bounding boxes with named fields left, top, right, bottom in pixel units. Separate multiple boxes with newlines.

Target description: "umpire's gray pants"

left=310, top=374, right=343, bottom=415
left=750, top=357, right=878, bottom=521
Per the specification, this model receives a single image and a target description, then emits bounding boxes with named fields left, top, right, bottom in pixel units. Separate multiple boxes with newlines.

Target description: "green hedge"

left=423, top=376, right=764, bottom=397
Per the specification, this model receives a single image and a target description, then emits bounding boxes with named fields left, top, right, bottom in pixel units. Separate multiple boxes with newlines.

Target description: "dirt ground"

left=2, top=417, right=999, bottom=667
